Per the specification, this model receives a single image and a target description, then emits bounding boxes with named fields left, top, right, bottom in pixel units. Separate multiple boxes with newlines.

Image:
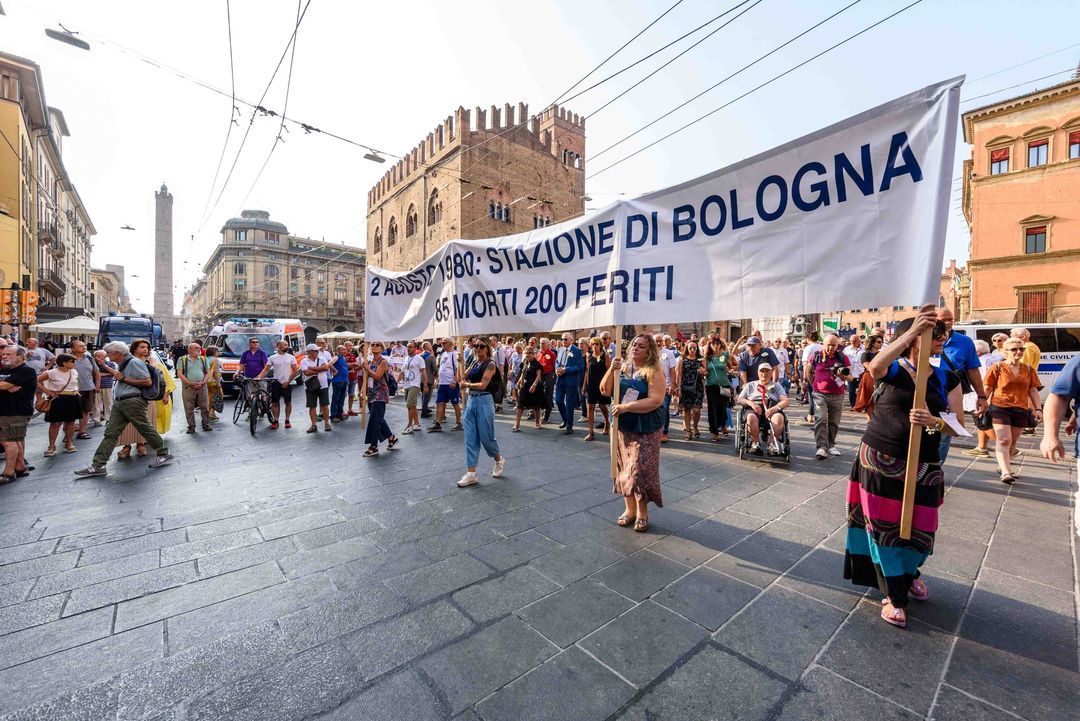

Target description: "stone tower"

left=153, top=183, right=175, bottom=336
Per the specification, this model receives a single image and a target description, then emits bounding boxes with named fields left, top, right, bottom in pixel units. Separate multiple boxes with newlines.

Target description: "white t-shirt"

left=266, top=352, right=298, bottom=384
left=659, top=349, right=679, bottom=386
left=402, top=354, right=425, bottom=389
left=300, top=356, right=328, bottom=389
left=773, top=348, right=790, bottom=379
left=843, top=345, right=864, bottom=378
left=801, top=343, right=823, bottom=364
left=25, top=347, right=54, bottom=373
left=438, top=350, right=459, bottom=385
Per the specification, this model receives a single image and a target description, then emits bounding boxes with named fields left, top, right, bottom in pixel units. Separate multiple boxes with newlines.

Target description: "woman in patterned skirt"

left=600, top=334, right=666, bottom=532
left=844, top=305, right=963, bottom=628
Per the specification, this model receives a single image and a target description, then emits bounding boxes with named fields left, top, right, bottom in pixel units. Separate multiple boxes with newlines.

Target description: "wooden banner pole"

left=899, top=327, right=933, bottom=540
left=457, top=337, right=466, bottom=409
left=610, top=326, right=620, bottom=481
left=360, top=342, right=368, bottom=429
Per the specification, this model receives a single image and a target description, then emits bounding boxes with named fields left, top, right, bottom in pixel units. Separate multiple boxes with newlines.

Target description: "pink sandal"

left=880, top=599, right=907, bottom=628
left=909, top=578, right=929, bottom=601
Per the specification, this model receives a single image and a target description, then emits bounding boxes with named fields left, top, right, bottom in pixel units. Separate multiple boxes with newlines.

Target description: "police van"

left=203, top=318, right=306, bottom=393
left=952, top=322, right=1079, bottom=399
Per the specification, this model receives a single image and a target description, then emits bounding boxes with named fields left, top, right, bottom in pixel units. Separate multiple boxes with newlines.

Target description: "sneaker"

left=74, top=465, right=107, bottom=476
left=185, top=427, right=196, bottom=434
left=284, top=421, right=292, bottom=429
left=427, top=423, right=443, bottom=433
left=451, top=423, right=463, bottom=431
left=828, top=446, right=841, bottom=456
left=347, top=411, right=359, bottom=417
left=202, top=426, right=213, bottom=432
left=493, top=457, right=506, bottom=478
left=749, top=442, right=761, bottom=454
left=149, top=454, right=175, bottom=468
left=412, top=423, right=423, bottom=431
left=961, top=447, right=989, bottom=457
left=558, top=423, right=566, bottom=430
left=815, top=448, right=829, bottom=460
left=270, top=422, right=279, bottom=430
left=457, top=472, right=479, bottom=488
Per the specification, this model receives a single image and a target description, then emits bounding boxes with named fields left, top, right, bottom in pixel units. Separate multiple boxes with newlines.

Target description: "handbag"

left=304, top=375, right=321, bottom=391
left=35, top=395, right=53, bottom=414
left=974, top=411, right=993, bottom=431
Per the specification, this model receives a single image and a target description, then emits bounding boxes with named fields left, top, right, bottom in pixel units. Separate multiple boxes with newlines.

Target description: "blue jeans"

left=330, top=382, right=348, bottom=418
left=464, top=393, right=500, bottom=468
left=556, top=375, right=580, bottom=431
left=938, top=434, right=952, bottom=464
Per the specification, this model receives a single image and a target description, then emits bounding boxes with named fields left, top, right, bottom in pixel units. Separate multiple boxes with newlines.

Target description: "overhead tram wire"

left=585, top=0, right=766, bottom=118
left=967, top=41, right=1080, bottom=84
left=198, top=0, right=240, bottom=225
left=198, top=0, right=313, bottom=233
left=586, top=0, right=927, bottom=179
left=959, top=68, right=1077, bottom=104
left=452, top=0, right=924, bottom=235
left=550, top=0, right=686, bottom=106
left=235, top=0, right=304, bottom=211
left=589, top=0, right=865, bottom=162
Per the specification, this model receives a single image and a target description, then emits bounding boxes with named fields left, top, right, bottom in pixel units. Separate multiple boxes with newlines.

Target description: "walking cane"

left=610, top=327, right=620, bottom=482
left=899, top=327, right=932, bottom=540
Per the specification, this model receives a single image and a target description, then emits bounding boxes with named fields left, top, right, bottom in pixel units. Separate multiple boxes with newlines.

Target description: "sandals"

left=616, top=513, right=636, bottom=527
left=387, top=436, right=399, bottom=449
left=307, top=426, right=318, bottom=433
left=910, top=578, right=929, bottom=602
left=880, top=599, right=907, bottom=628
left=64, top=445, right=77, bottom=453
left=584, top=433, right=594, bottom=441
left=0, top=474, right=15, bottom=486
left=1000, top=473, right=1015, bottom=485
left=363, top=447, right=379, bottom=458
left=117, top=447, right=132, bottom=461
left=136, top=445, right=147, bottom=457
left=43, top=447, right=56, bottom=457
left=75, top=433, right=91, bottom=440
left=633, top=518, right=649, bottom=533
left=512, top=426, right=521, bottom=432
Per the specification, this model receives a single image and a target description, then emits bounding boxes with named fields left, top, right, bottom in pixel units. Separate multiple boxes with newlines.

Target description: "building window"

left=304, top=284, right=311, bottom=296
left=867, top=307, right=879, bottom=312
left=317, top=271, right=325, bottom=282
left=318, top=285, right=326, bottom=296
left=533, top=214, right=551, bottom=229
left=236, top=230, right=247, bottom=242
left=387, top=218, right=398, bottom=246
left=236, top=250, right=246, bottom=257
left=1027, top=138, right=1048, bottom=168
left=266, top=281, right=279, bottom=293
left=234, top=279, right=246, bottom=292
left=267, top=252, right=277, bottom=260
left=335, top=273, right=347, bottom=286
left=990, top=148, right=1009, bottom=175
left=1025, top=226, right=1047, bottom=254
left=304, top=258, right=313, bottom=266
left=1018, top=289, right=1049, bottom=324
left=266, top=232, right=279, bottom=245
left=428, top=189, right=442, bottom=225
left=289, top=282, right=298, bottom=294
left=264, top=265, right=279, bottom=278
left=489, top=201, right=510, bottom=222
left=373, top=227, right=382, bottom=254
left=893, top=305, right=905, bottom=311
left=1069, top=130, right=1080, bottom=160
left=334, top=288, right=347, bottom=301
left=936, top=295, right=945, bottom=308
left=290, top=267, right=299, bottom=279
left=405, top=205, right=418, bottom=237
left=233, top=262, right=246, bottom=275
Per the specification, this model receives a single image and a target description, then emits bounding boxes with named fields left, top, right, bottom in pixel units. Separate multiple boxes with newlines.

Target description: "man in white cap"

left=299, top=343, right=332, bottom=433
left=736, top=363, right=789, bottom=455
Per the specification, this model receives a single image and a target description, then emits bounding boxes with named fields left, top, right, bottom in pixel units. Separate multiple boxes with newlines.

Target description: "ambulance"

left=203, top=318, right=306, bottom=393
left=952, top=322, right=1080, bottom=400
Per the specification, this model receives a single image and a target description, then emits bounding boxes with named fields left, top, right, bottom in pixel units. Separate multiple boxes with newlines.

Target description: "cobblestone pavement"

left=0, top=395, right=1076, bottom=720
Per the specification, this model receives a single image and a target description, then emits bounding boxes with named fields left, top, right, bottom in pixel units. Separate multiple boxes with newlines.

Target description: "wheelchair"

left=733, top=403, right=791, bottom=464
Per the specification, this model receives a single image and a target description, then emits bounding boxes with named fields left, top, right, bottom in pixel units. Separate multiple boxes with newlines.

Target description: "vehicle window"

left=1057, top=328, right=1080, bottom=352
left=220, top=334, right=277, bottom=356
left=1028, top=328, right=1057, bottom=353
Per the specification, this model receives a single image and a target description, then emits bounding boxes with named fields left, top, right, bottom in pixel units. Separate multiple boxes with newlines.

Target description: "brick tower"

left=153, top=183, right=176, bottom=337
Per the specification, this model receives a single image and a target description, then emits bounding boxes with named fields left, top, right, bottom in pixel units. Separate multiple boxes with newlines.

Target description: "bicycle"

left=233, top=374, right=276, bottom=436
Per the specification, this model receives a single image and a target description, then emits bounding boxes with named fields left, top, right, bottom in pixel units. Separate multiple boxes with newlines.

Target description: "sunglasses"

left=475, top=344, right=488, bottom=349
left=1008, top=348, right=1025, bottom=353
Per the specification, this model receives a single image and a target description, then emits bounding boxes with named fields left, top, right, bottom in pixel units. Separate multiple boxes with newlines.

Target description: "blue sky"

left=0, top=0, right=1077, bottom=310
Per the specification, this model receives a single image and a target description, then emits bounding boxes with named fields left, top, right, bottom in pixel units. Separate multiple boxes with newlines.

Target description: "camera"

left=832, top=364, right=852, bottom=380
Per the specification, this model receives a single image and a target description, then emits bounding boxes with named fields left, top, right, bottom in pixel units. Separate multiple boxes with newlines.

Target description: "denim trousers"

left=330, top=382, right=348, bottom=418
left=464, top=393, right=500, bottom=467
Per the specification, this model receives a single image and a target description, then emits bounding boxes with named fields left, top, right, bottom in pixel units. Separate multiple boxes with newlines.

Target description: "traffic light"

left=0, top=290, right=12, bottom=325
left=19, top=291, right=37, bottom=325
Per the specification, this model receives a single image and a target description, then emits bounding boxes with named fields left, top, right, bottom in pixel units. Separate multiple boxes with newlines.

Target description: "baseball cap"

left=747, top=336, right=761, bottom=345
left=757, top=363, right=773, bottom=371
left=304, top=343, right=320, bottom=352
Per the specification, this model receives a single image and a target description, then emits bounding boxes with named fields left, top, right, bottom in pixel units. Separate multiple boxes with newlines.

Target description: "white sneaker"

left=413, top=423, right=424, bottom=431
left=492, top=457, right=506, bottom=478
left=815, top=447, right=829, bottom=460
left=457, top=472, right=479, bottom=487
left=828, top=446, right=841, bottom=456
left=402, top=426, right=414, bottom=435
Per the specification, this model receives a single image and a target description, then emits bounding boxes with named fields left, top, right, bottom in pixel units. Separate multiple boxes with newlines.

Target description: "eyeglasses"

left=1008, top=348, right=1025, bottom=354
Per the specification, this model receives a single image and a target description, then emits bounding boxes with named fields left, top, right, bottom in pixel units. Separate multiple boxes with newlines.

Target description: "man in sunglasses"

left=934, top=308, right=987, bottom=463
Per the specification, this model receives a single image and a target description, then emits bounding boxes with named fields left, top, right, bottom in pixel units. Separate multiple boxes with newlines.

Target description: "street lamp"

left=363, top=151, right=386, bottom=164
left=45, top=27, right=90, bottom=51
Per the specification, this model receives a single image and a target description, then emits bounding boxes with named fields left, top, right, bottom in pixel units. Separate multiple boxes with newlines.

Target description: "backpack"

left=121, top=357, right=166, bottom=402
left=180, top=356, right=208, bottom=377
left=385, top=366, right=399, bottom=396
left=852, top=371, right=886, bottom=417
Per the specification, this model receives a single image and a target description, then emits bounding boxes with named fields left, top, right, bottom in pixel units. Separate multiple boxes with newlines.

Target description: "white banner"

left=365, top=77, right=962, bottom=339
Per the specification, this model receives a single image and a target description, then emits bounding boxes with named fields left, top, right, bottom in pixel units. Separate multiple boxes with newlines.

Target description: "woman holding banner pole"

left=457, top=339, right=506, bottom=488
left=601, top=334, right=665, bottom=533
left=843, top=305, right=962, bottom=628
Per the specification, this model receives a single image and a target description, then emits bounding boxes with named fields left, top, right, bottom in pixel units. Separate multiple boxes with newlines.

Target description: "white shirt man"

left=843, top=336, right=864, bottom=379
left=772, top=341, right=791, bottom=381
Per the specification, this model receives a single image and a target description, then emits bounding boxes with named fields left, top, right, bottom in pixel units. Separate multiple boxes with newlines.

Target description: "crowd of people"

left=0, top=315, right=1068, bottom=632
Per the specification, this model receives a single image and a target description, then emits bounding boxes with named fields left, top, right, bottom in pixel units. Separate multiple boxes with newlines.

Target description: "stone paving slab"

left=0, top=397, right=1075, bottom=720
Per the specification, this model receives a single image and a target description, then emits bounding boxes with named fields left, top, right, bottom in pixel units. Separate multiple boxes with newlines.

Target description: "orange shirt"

left=984, top=362, right=1038, bottom=409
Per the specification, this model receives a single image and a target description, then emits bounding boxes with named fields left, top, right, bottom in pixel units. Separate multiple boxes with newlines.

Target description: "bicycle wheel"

left=262, top=392, right=277, bottom=425
left=232, top=393, right=247, bottom=424
left=249, top=398, right=259, bottom=436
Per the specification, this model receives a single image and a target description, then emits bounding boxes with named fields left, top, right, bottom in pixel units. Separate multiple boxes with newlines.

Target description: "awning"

left=28, top=315, right=99, bottom=334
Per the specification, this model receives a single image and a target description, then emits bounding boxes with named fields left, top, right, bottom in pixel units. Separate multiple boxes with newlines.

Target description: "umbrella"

left=28, top=315, right=99, bottom=334
left=317, top=331, right=364, bottom=342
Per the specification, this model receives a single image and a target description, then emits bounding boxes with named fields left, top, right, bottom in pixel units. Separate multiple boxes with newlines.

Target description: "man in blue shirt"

left=934, top=309, right=987, bottom=463
left=1042, top=354, right=1080, bottom=465
left=554, top=331, right=584, bottom=435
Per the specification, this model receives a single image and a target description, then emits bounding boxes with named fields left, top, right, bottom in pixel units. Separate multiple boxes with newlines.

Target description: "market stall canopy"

left=316, top=331, right=364, bottom=342
left=28, top=315, right=99, bottom=334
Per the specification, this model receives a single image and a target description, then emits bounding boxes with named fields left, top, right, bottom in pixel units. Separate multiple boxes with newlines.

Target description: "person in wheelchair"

left=736, top=364, right=790, bottom=455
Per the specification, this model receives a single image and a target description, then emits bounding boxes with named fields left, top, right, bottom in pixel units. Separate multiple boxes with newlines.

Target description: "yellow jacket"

left=149, top=356, right=176, bottom=434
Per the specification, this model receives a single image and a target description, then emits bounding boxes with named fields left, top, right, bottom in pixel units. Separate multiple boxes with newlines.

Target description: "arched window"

left=387, top=217, right=398, bottom=247
left=937, top=294, right=946, bottom=308
left=427, top=189, right=442, bottom=225
left=264, top=265, right=279, bottom=278
left=405, top=205, right=418, bottom=237
left=372, top=227, right=382, bottom=254
left=233, top=262, right=246, bottom=275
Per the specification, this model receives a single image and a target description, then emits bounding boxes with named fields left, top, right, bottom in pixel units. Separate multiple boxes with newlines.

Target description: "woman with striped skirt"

left=844, top=306, right=963, bottom=628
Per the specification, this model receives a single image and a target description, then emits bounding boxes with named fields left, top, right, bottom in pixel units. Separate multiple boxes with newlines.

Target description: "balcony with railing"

left=37, top=268, right=66, bottom=296
left=36, top=220, right=58, bottom=245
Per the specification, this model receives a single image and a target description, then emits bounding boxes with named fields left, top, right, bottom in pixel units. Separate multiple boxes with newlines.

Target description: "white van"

left=952, top=322, right=1079, bottom=399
